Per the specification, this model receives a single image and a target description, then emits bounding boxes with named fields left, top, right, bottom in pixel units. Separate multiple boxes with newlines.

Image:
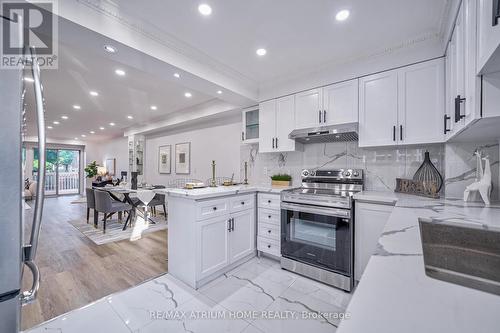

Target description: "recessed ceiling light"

left=81, top=134, right=86, bottom=137
left=90, top=131, right=95, bottom=134
left=184, top=92, right=192, bottom=98
left=104, top=45, right=116, bottom=53
left=89, top=91, right=99, bottom=97
left=61, top=115, right=68, bottom=120
left=335, top=9, right=350, bottom=21
left=74, top=137, right=78, bottom=140
left=173, top=73, right=180, bottom=78
left=150, top=105, right=158, bottom=110
left=127, top=115, right=133, bottom=119
left=23, top=77, right=34, bottom=83
left=47, top=126, right=53, bottom=129
left=73, top=105, right=81, bottom=110
left=99, top=127, right=105, bottom=130
left=53, top=121, right=60, bottom=125
left=216, top=90, right=222, bottom=94
left=109, top=122, right=115, bottom=126
left=256, top=48, right=267, bottom=56
left=198, top=4, right=212, bottom=16
left=115, top=69, right=126, bottom=76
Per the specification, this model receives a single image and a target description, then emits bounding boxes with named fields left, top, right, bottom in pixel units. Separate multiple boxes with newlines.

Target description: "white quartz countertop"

left=341, top=192, right=500, bottom=333
left=155, top=184, right=292, bottom=200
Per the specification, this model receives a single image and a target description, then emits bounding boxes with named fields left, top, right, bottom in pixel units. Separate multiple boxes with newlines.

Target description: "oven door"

left=281, top=202, right=352, bottom=276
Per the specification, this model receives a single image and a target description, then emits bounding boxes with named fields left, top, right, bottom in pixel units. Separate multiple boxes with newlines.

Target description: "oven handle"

left=281, top=202, right=351, bottom=219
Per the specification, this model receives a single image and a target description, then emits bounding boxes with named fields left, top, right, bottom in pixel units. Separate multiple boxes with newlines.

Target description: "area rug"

left=68, top=214, right=167, bottom=245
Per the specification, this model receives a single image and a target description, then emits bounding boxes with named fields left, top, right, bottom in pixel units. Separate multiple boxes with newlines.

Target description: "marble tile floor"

left=25, top=256, right=352, bottom=333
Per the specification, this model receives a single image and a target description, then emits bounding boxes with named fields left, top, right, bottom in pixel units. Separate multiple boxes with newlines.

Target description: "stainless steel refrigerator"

left=0, top=16, right=47, bottom=333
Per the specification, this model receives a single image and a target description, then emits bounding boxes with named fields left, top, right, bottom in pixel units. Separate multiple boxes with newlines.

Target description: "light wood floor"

left=21, top=195, right=168, bottom=330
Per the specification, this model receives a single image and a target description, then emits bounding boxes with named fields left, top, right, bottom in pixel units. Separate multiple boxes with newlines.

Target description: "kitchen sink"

left=419, top=219, right=500, bottom=295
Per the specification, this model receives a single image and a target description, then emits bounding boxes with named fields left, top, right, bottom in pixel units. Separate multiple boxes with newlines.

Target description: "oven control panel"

left=301, top=168, right=363, bottom=180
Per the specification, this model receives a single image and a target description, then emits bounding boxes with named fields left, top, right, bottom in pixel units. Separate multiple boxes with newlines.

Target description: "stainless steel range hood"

left=289, top=122, right=358, bottom=144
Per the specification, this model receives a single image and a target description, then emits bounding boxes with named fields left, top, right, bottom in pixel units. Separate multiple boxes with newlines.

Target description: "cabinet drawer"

left=258, top=193, right=281, bottom=210
left=258, top=236, right=281, bottom=257
left=196, top=198, right=229, bottom=221
left=258, top=222, right=280, bottom=241
left=229, top=194, right=255, bottom=213
left=258, top=208, right=280, bottom=226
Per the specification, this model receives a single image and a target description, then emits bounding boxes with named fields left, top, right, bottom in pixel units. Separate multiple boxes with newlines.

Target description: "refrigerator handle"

left=20, top=47, right=45, bottom=305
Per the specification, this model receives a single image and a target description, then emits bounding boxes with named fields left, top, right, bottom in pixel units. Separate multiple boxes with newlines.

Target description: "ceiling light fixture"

left=23, top=77, right=34, bottom=83
left=256, top=48, right=267, bottom=56
left=104, top=45, right=116, bottom=53
left=335, top=9, right=350, bottom=21
left=61, top=115, right=68, bottom=120
left=127, top=115, right=133, bottom=119
left=109, top=122, right=115, bottom=126
left=90, top=131, right=95, bottom=134
left=184, top=92, right=192, bottom=98
left=173, top=73, right=180, bottom=78
left=216, top=90, right=222, bottom=94
left=74, top=137, right=78, bottom=140
left=53, top=121, right=60, bottom=125
left=115, top=69, right=126, bottom=76
left=89, top=91, right=99, bottom=96
left=150, top=105, right=158, bottom=110
left=99, top=127, right=105, bottom=130
left=73, top=105, right=81, bottom=110
left=198, top=3, right=212, bottom=16
left=47, top=126, right=53, bottom=129
left=81, top=134, right=86, bottom=137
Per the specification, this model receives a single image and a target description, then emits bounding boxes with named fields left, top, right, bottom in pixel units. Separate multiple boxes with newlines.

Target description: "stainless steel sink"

left=419, top=219, right=500, bottom=295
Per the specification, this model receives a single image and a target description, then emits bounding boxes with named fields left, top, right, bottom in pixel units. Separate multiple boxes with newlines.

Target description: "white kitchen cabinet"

left=257, top=193, right=281, bottom=257
left=322, top=79, right=359, bottom=126
left=258, top=96, right=300, bottom=153
left=294, top=88, right=323, bottom=129
left=294, top=80, right=358, bottom=130
left=354, top=201, right=394, bottom=281
left=197, top=216, right=230, bottom=279
left=229, top=209, right=255, bottom=263
left=359, top=59, right=445, bottom=147
left=359, top=70, right=399, bottom=147
left=478, top=0, right=500, bottom=74
left=241, top=106, right=259, bottom=144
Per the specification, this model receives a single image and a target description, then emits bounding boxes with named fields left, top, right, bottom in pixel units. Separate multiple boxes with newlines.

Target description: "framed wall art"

left=158, top=145, right=171, bottom=174
left=175, top=142, right=191, bottom=174
left=105, top=158, right=116, bottom=176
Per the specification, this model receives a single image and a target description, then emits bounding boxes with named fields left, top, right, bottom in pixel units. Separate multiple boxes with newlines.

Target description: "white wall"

left=145, top=121, right=242, bottom=185
left=84, top=137, right=129, bottom=176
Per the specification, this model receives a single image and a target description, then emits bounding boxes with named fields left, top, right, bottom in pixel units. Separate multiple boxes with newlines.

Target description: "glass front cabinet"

left=128, top=135, right=145, bottom=175
left=241, top=106, right=259, bottom=144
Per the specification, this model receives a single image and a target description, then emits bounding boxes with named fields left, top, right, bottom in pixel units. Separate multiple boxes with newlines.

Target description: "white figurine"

left=464, top=154, right=492, bottom=205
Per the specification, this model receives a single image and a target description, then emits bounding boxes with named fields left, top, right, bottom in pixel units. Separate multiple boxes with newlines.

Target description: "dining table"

left=94, top=186, right=156, bottom=230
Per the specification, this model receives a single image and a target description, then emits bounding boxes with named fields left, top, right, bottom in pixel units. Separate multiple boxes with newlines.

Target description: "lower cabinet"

left=354, top=201, right=394, bottom=281
left=229, top=209, right=256, bottom=263
left=257, top=193, right=281, bottom=257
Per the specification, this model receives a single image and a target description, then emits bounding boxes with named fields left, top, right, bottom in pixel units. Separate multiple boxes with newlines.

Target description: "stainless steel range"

left=280, top=168, right=364, bottom=292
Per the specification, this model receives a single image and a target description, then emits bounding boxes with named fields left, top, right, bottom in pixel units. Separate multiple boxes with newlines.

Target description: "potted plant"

left=84, top=161, right=98, bottom=179
left=270, top=173, right=292, bottom=187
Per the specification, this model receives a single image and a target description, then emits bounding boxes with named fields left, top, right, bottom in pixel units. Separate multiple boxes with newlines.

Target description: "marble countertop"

left=340, top=192, right=500, bottom=332
left=155, top=184, right=292, bottom=200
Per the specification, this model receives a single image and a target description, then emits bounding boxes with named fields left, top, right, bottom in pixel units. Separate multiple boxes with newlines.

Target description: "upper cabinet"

left=241, top=107, right=259, bottom=144
left=294, top=79, right=358, bottom=130
left=477, top=0, right=500, bottom=74
left=359, top=59, right=445, bottom=147
left=258, top=96, right=301, bottom=153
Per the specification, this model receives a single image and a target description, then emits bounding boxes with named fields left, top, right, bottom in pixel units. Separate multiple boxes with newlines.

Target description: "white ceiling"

left=108, top=0, right=451, bottom=83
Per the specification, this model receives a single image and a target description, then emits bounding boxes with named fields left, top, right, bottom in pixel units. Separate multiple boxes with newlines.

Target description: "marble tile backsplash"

left=241, top=140, right=500, bottom=201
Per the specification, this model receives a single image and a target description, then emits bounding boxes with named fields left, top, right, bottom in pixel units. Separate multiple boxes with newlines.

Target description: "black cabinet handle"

left=267, top=244, right=271, bottom=249
left=213, top=207, right=217, bottom=211
left=227, top=219, right=231, bottom=231
left=268, top=229, right=271, bottom=233
left=272, top=137, right=275, bottom=149
left=393, top=126, right=396, bottom=141
left=242, top=131, right=244, bottom=141
left=231, top=218, right=235, bottom=231
left=400, top=125, right=403, bottom=141
left=268, top=200, right=271, bottom=204
left=444, top=115, right=451, bottom=134
left=454, top=95, right=466, bottom=123
left=323, top=110, right=326, bottom=123
left=275, top=137, right=278, bottom=149
left=241, top=201, right=245, bottom=205
left=319, top=110, right=322, bottom=123
left=268, top=215, right=271, bottom=218
left=493, top=0, right=500, bottom=26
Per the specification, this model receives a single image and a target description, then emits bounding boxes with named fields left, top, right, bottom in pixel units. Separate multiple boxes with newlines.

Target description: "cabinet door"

left=358, top=70, right=399, bottom=147
left=477, top=0, right=500, bottom=73
left=398, top=59, right=445, bottom=145
left=197, top=216, right=230, bottom=280
left=275, top=95, right=297, bottom=152
left=229, top=209, right=255, bottom=263
left=242, top=108, right=259, bottom=143
left=453, top=3, right=467, bottom=131
left=323, top=79, right=359, bottom=125
left=294, top=88, right=322, bottom=129
left=354, top=202, right=393, bottom=281
left=258, top=100, right=276, bottom=153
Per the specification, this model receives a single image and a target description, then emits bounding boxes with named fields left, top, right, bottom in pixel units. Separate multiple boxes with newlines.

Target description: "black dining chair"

left=85, top=188, right=97, bottom=225
left=94, top=190, right=133, bottom=233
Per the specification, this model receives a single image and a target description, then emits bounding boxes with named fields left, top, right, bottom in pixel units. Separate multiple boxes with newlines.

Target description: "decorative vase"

left=413, top=151, right=443, bottom=192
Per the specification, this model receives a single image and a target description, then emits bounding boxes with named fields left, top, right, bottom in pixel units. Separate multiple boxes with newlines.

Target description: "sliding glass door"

left=33, top=148, right=81, bottom=195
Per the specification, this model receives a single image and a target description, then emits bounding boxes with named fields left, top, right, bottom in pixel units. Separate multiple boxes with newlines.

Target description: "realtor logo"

left=1, top=0, right=58, bottom=68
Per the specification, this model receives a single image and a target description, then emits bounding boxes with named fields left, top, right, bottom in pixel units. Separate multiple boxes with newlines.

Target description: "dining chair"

left=85, top=188, right=97, bottom=225
left=94, top=190, right=133, bottom=233
left=136, top=190, right=156, bottom=224
left=150, top=185, right=167, bottom=219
